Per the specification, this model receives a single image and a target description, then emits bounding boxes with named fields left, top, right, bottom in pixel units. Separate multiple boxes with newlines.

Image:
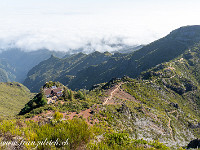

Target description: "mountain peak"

left=169, top=25, right=200, bottom=42
left=50, top=54, right=55, bottom=58
left=49, top=54, right=60, bottom=60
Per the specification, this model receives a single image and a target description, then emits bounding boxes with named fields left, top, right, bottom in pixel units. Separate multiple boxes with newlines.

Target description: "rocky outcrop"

left=187, top=139, right=200, bottom=149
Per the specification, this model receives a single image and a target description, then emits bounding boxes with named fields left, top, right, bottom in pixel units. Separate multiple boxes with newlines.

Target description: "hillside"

left=0, top=48, right=66, bottom=82
left=0, top=82, right=33, bottom=117
left=17, top=42, right=200, bottom=148
left=16, top=80, right=173, bottom=149
left=23, top=25, right=200, bottom=91
left=24, top=51, right=116, bottom=92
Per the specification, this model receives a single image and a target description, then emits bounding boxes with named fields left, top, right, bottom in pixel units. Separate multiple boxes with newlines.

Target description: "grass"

left=0, top=82, right=33, bottom=117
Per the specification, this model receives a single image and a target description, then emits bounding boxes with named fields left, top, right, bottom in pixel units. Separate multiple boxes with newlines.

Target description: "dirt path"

left=170, top=74, right=176, bottom=79
left=166, top=110, right=178, bottom=141
left=103, top=82, right=139, bottom=105
left=167, top=115, right=174, bottom=141
left=103, top=83, right=122, bottom=105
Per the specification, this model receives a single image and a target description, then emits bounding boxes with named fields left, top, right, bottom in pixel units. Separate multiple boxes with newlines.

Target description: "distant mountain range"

left=23, top=51, right=116, bottom=92
left=0, top=49, right=66, bottom=83
left=68, top=25, right=200, bottom=90
left=23, top=25, right=200, bottom=92
left=0, top=44, right=141, bottom=88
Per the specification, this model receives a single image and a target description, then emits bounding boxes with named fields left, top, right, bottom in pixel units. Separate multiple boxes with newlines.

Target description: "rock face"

left=187, top=139, right=200, bottom=149
left=118, top=103, right=131, bottom=118
left=170, top=102, right=179, bottom=109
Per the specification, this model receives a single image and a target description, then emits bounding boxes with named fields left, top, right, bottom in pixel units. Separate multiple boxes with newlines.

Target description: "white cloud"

left=0, top=0, right=200, bottom=52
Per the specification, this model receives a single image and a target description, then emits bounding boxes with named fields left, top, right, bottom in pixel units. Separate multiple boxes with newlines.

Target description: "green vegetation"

left=53, top=111, right=63, bottom=121
left=19, top=88, right=47, bottom=115
left=20, top=44, right=200, bottom=146
left=88, top=134, right=170, bottom=150
left=84, top=42, right=200, bottom=147
left=19, top=82, right=104, bottom=117
left=43, top=81, right=63, bottom=89
left=0, top=117, right=170, bottom=150
left=0, top=59, right=16, bottom=82
left=0, top=118, right=93, bottom=149
left=0, top=82, right=33, bottom=117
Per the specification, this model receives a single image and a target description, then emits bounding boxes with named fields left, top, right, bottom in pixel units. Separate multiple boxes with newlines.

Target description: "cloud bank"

left=0, top=13, right=160, bottom=53
left=0, top=0, right=200, bottom=53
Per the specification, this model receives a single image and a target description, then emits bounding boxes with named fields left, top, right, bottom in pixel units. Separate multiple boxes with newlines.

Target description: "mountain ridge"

left=68, top=25, right=200, bottom=90
left=23, top=25, right=200, bottom=92
left=24, top=51, right=116, bottom=92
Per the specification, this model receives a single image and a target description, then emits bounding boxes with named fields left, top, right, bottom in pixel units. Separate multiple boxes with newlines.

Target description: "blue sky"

left=0, top=0, right=200, bottom=52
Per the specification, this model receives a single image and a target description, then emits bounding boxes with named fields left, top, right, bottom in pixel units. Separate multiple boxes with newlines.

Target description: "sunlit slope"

left=0, top=82, right=33, bottom=117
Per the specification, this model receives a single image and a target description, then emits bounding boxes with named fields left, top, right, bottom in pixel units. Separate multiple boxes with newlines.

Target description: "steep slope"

left=0, top=82, right=33, bottom=117
left=68, top=25, right=200, bottom=89
left=24, top=51, right=115, bottom=92
left=0, top=48, right=66, bottom=82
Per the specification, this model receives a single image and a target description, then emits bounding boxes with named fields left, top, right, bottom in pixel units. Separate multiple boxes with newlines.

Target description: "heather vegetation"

left=0, top=117, right=171, bottom=150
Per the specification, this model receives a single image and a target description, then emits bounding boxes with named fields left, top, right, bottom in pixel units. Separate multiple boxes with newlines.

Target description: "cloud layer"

left=0, top=13, right=159, bottom=52
left=0, top=0, right=200, bottom=53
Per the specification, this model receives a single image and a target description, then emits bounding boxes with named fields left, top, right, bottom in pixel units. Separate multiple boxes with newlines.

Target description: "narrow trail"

left=170, top=74, right=176, bottom=79
left=166, top=110, right=178, bottom=141
left=167, top=115, right=174, bottom=141
left=103, top=83, right=122, bottom=105
left=144, top=73, right=177, bottom=84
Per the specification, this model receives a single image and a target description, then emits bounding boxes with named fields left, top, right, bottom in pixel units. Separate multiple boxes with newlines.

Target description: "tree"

left=76, top=91, right=85, bottom=100
left=69, top=90, right=74, bottom=101
left=63, top=87, right=69, bottom=100
left=38, top=87, right=47, bottom=106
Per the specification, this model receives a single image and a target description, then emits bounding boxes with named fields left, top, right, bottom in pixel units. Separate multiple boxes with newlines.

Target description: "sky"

left=0, top=0, right=200, bottom=52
